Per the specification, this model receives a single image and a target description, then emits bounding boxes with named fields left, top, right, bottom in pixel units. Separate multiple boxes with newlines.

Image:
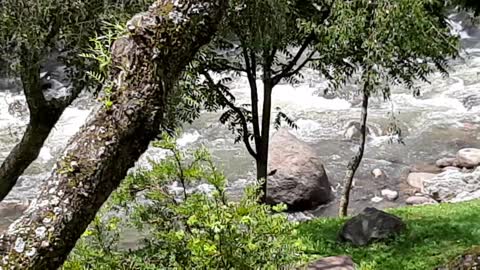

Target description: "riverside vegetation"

left=0, top=0, right=480, bottom=268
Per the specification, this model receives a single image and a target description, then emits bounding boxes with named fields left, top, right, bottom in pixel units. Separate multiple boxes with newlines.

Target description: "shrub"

left=64, top=134, right=305, bottom=269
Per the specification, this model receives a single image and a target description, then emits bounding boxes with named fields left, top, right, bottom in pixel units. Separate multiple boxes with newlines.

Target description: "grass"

left=298, top=200, right=480, bottom=270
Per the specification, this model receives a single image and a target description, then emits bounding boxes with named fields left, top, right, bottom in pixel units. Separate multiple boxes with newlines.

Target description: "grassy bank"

left=298, top=200, right=480, bottom=270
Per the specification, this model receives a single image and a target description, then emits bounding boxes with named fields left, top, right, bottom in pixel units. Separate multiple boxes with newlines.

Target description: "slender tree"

left=197, top=0, right=332, bottom=200
left=305, top=0, right=460, bottom=216
left=0, top=0, right=226, bottom=267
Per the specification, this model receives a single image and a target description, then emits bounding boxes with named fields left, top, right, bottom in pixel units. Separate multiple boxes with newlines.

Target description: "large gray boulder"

left=423, top=167, right=480, bottom=202
left=267, top=129, right=332, bottom=210
left=339, top=207, right=406, bottom=246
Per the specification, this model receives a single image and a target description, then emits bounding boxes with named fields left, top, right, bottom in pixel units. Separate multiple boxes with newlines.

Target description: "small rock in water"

left=436, top=157, right=457, bottom=168
left=405, top=196, right=437, bottom=205
left=456, top=148, right=480, bottom=168
left=371, top=168, right=384, bottom=179
left=381, top=189, right=399, bottom=201
left=303, top=256, right=356, bottom=270
left=339, top=207, right=406, bottom=246
left=371, top=196, right=383, bottom=203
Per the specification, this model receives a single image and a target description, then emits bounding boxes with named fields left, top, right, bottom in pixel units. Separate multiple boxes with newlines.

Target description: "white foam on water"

left=38, top=147, right=52, bottom=161
left=177, top=130, right=201, bottom=147
left=391, top=93, right=466, bottom=112
left=447, top=19, right=471, bottom=39
left=230, top=78, right=351, bottom=114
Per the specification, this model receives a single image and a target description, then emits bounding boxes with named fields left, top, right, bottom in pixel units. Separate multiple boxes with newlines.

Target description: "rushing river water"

left=1, top=14, right=480, bottom=223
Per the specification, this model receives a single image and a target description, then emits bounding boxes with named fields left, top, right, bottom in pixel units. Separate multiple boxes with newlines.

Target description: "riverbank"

left=298, top=199, right=480, bottom=269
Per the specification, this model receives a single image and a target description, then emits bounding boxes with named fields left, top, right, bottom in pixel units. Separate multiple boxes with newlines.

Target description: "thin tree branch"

left=202, top=71, right=257, bottom=159
left=282, top=50, right=315, bottom=80
left=242, top=46, right=261, bottom=148
left=271, top=32, right=314, bottom=85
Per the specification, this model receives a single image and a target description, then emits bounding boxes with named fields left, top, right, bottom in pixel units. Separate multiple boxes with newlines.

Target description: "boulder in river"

left=423, top=167, right=480, bottom=202
left=456, top=148, right=480, bottom=168
left=339, top=207, right=406, bottom=246
left=407, top=172, right=437, bottom=192
left=342, top=121, right=383, bottom=141
left=267, top=129, right=332, bottom=211
left=343, top=121, right=371, bottom=140
left=435, top=157, right=458, bottom=168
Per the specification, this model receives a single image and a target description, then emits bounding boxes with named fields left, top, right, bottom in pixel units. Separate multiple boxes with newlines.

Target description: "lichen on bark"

left=0, top=0, right=226, bottom=268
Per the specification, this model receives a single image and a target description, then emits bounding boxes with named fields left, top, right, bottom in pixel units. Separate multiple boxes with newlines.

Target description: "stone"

left=423, top=167, right=480, bottom=202
left=371, top=196, right=383, bottom=203
left=456, top=148, right=480, bottom=168
left=407, top=172, right=437, bottom=192
left=381, top=189, right=399, bottom=201
left=286, top=211, right=315, bottom=222
left=371, top=168, right=384, bottom=179
left=267, top=129, right=332, bottom=210
left=442, top=166, right=461, bottom=172
left=339, top=207, right=406, bottom=246
left=405, top=196, right=438, bottom=205
left=342, top=121, right=382, bottom=141
left=410, top=163, right=443, bottom=174
left=303, top=256, right=356, bottom=270
left=343, top=121, right=371, bottom=140
left=435, top=157, right=457, bottom=168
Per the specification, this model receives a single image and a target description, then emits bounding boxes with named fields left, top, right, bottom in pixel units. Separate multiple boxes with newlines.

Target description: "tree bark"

left=258, top=79, right=273, bottom=200
left=0, top=0, right=225, bottom=268
left=338, top=90, right=369, bottom=217
left=0, top=111, right=62, bottom=201
left=0, top=49, right=80, bottom=202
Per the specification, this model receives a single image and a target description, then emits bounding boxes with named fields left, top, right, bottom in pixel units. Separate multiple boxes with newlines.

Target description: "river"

left=1, top=13, right=480, bottom=225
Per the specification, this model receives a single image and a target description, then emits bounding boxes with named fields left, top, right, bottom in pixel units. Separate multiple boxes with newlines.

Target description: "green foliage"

left=0, top=0, right=152, bottom=94
left=299, top=200, right=480, bottom=270
left=79, top=22, right=127, bottom=109
left=65, top=134, right=305, bottom=269
left=306, top=0, right=459, bottom=98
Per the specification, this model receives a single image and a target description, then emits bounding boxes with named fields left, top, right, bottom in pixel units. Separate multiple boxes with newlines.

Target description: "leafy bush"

left=64, top=134, right=305, bottom=269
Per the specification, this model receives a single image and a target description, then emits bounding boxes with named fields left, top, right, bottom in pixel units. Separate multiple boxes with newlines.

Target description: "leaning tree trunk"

left=0, top=0, right=225, bottom=268
left=0, top=61, right=77, bottom=201
left=338, top=90, right=369, bottom=217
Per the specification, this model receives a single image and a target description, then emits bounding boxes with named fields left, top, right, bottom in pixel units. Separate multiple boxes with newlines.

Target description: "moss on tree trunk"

left=0, top=0, right=226, bottom=268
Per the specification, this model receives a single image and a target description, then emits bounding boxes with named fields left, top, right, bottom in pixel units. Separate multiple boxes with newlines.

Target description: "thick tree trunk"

left=0, top=0, right=225, bottom=268
left=338, top=90, right=369, bottom=217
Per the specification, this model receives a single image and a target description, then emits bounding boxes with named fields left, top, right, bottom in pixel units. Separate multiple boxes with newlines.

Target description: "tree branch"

left=242, top=46, right=261, bottom=149
left=202, top=71, right=257, bottom=159
left=272, top=32, right=314, bottom=85
left=0, top=0, right=226, bottom=267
